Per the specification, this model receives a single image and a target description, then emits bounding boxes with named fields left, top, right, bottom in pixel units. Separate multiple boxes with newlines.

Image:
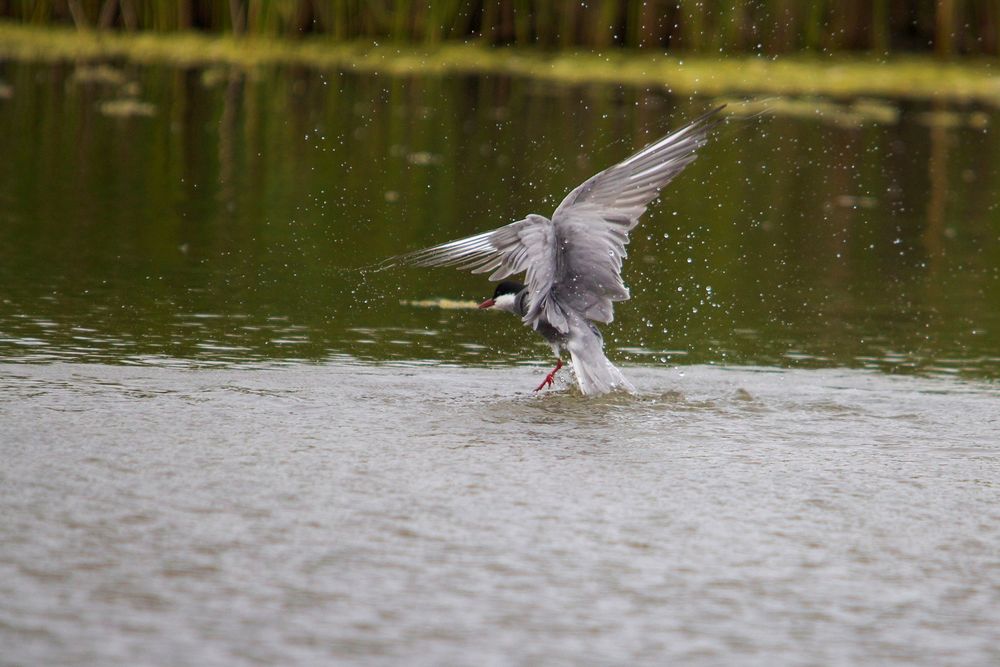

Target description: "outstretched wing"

left=384, top=214, right=565, bottom=324
left=388, top=106, right=723, bottom=334
left=546, top=105, right=724, bottom=324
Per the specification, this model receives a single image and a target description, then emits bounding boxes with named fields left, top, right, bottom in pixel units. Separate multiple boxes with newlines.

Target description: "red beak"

left=478, top=298, right=495, bottom=309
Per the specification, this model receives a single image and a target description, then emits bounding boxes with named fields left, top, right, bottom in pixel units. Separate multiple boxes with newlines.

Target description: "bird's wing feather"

left=546, top=105, right=723, bottom=324
left=384, top=214, right=565, bottom=323
left=383, top=215, right=543, bottom=277
left=387, top=106, right=723, bottom=334
left=552, top=105, right=723, bottom=223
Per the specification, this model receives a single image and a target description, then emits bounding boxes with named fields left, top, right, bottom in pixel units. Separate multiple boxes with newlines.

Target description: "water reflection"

left=0, top=61, right=997, bottom=379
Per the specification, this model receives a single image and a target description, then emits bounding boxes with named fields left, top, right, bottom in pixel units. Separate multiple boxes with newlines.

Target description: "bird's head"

left=478, top=280, right=524, bottom=313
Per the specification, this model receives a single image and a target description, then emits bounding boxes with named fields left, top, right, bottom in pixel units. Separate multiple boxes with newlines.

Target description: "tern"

left=389, top=106, right=723, bottom=395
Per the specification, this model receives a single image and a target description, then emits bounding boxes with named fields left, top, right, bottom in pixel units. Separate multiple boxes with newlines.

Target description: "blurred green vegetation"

left=0, top=0, right=995, bottom=56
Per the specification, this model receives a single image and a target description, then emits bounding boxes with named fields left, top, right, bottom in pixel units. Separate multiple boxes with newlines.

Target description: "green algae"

left=1, top=22, right=1000, bottom=103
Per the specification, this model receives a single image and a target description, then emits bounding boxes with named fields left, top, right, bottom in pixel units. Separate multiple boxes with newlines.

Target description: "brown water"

left=1, top=60, right=999, bottom=665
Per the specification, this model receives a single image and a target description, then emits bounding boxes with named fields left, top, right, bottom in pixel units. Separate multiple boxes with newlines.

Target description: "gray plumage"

left=389, top=106, right=723, bottom=395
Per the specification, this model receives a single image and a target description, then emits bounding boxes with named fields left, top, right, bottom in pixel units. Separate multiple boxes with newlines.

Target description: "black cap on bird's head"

left=478, top=280, right=524, bottom=309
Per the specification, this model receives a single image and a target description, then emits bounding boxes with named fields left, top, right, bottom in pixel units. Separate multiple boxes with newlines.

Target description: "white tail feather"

left=566, top=320, right=636, bottom=396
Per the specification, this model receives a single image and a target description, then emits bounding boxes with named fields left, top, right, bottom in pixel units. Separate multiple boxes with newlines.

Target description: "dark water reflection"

left=1, top=61, right=998, bottom=378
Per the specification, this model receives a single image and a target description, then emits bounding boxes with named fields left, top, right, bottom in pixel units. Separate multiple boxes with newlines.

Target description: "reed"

left=0, top=0, right=995, bottom=56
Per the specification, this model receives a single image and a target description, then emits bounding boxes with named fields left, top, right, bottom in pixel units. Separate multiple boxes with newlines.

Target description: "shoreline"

left=1, top=22, right=999, bottom=103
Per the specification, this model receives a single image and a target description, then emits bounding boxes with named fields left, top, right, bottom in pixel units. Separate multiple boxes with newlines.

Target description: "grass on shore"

left=1, top=22, right=999, bottom=103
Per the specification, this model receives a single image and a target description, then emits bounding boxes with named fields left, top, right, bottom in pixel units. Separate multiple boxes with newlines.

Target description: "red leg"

left=534, top=359, right=563, bottom=392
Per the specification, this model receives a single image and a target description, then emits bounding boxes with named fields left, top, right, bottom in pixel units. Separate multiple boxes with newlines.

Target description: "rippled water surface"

left=1, top=59, right=999, bottom=665
left=3, top=363, right=999, bottom=665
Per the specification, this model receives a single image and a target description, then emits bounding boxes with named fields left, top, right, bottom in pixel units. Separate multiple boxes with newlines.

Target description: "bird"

left=387, top=106, right=723, bottom=395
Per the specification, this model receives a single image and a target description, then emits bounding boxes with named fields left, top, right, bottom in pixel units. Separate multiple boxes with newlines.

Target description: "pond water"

left=1, top=61, right=999, bottom=665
